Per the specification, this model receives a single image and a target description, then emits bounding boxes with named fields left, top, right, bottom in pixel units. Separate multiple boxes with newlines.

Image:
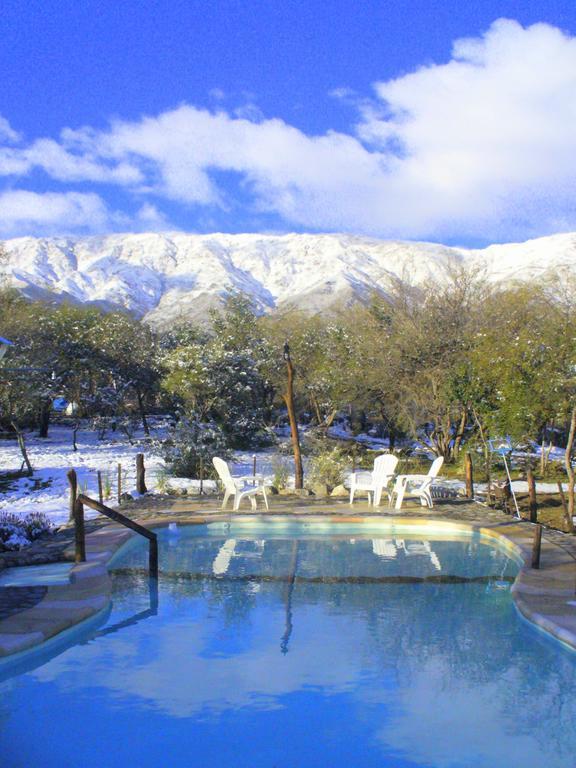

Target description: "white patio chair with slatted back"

left=212, top=457, right=269, bottom=512
left=349, top=453, right=399, bottom=507
left=388, top=456, right=444, bottom=510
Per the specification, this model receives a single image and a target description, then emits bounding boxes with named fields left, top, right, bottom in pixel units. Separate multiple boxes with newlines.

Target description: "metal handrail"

left=74, top=493, right=158, bottom=578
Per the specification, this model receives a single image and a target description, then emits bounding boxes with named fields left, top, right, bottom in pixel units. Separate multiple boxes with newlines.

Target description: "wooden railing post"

left=97, top=470, right=104, bottom=504
left=74, top=496, right=86, bottom=563
left=136, top=453, right=147, bottom=495
left=117, top=463, right=122, bottom=504
left=76, top=494, right=158, bottom=579
left=67, top=468, right=78, bottom=523
left=149, top=536, right=158, bottom=579
left=531, top=524, right=542, bottom=569
left=465, top=452, right=474, bottom=499
left=527, top=469, right=538, bottom=523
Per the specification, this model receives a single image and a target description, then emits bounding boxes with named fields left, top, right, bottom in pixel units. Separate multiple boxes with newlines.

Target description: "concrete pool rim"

left=1, top=511, right=576, bottom=662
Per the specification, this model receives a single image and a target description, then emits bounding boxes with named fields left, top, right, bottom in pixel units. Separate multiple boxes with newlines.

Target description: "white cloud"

left=0, top=190, right=114, bottom=236
left=0, top=116, right=21, bottom=144
left=2, top=19, right=576, bottom=241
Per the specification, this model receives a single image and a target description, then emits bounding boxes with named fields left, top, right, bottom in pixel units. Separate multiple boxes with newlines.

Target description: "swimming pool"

left=1, top=520, right=575, bottom=768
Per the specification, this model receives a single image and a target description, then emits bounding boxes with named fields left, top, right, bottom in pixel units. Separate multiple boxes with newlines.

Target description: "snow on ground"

left=0, top=422, right=168, bottom=526
left=0, top=419, right=571, bottom=529
left=0, top=421, right=294, bottom=527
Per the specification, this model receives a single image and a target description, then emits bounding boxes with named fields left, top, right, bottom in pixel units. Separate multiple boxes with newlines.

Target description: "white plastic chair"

left=212, top=457, right=269, bottom=511
left=388, top=456, right=444, bottom=510
left=349, top=454, right=399, bottom=506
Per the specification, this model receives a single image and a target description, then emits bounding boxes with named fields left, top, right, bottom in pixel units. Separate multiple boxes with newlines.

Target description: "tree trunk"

left=11, top=421, right=33, bottom=476
left=453, top=407, right=468, bottom=459
left=72, top=420, right=80, bottom=452
left=136, top=388, right=150, bottom=436
left=38, top=399, right=51, bottom=438
left=283, top=350, right=303, bottom=489
left=323, top=409, right=338, bottom=429
left=471, top=407, right=490, bottom=491
left=564, top=405, right=576, bottom=533
left=309, top=393, right=323, bottom=426
left=465, top=452, right=474, bottom=499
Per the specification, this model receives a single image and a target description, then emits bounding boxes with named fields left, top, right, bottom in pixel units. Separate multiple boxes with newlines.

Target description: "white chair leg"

left=250, top=495, right=257, bottom=510
left=374, top=485, right=383, bottom=507
left=395, top=486, right=405, bottom=510
left=261, top=486, right=269, bottom=511
left=222, top=489, right=231, bottom=510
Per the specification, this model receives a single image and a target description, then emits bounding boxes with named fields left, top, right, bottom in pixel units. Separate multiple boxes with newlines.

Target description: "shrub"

left=0, top=511, right=53, bottom=551
left=162, top=415, right=231, bottom=478
left=271, top=456, right=291, bottom=490
left=307, top=445, right=351, bottom=490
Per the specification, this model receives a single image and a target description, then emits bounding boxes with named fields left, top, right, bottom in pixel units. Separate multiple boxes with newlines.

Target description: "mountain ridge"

left=2, top=231, right=575, bottom=326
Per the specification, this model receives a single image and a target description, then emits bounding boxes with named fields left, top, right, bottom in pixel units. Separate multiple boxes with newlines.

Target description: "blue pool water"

left=1, top=521, right=575, bottom=768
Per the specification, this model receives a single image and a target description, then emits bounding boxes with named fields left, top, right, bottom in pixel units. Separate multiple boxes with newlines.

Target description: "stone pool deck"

left=1, top=495, right=576, bottom=660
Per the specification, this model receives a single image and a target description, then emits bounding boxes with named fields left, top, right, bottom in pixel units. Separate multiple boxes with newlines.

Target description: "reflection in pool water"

left=0, top=523, right=574, bottom=768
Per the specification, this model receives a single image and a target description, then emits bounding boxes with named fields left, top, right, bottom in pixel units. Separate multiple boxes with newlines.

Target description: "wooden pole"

left=252, top=454, right=257, bottom=483
left=283, top=343, right=304, bottom=489
left=67, top=468, right=78, bottom=523
left=136, top=453, right=147, bottom=494
left=97, top=470, right=104, bottom=505
left=465, top=452, right=474, bottom=499
left=149, top=536, right=159, bottom=579
left=73, top=497, right=86, bottom=563
left=531, top=524, right=542, bottom=569
left=117, top=462, right=122, bottom=504
left=527, top=468, right=538, bottom=523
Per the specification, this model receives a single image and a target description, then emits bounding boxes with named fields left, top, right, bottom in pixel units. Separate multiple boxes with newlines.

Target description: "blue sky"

left=1, top=0, right=576, bottom=245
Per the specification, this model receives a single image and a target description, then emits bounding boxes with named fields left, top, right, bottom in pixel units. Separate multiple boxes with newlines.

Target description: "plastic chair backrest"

left=428, top=456, right=444, bottom=478
left=212, top=457, right=235, bottom=491
left=373, top=454, right=399, bottom=481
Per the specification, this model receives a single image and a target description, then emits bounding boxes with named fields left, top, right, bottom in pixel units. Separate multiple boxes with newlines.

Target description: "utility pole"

left=283, top=342, right=303, bottom=489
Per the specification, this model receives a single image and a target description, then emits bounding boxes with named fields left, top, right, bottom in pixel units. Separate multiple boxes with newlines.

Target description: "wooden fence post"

left=117, top=463, right=122, bottom=504
left=531, top=524, right=542, bottom=569
left=74, top=496, right=86, bottom=563
left=67, top=468, right=78, bottom=523
left=465, top=452, right=474, bottom=500
left=527, top=469, right=538, bottom=523
left=97, top=470, right=104, bottom=505
left=136, top=453, right=147, bottom=494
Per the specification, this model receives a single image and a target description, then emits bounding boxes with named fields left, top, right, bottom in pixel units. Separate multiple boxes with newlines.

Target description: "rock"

left=267, top=486, right=279, bottom=495
left=310, top=483, right=330, bottom=497
left=278, top=488, right=313, bottom=497
left=330, top=484, right=349, bottom=498
left=119, top=492, right=134, bottom=504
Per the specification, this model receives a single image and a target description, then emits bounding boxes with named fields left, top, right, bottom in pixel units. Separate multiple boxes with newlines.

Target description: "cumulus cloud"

left=0, top=190, right=114, bottom=236
left=2, top=18, right=576, bottom=241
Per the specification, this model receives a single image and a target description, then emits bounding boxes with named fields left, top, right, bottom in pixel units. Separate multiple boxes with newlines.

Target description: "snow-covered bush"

left=162, top=416, right=231, bottom=479
left=0, top=511, right=53, bottom=552
left=307, top=445, right=351, bottom=490
left=271, top=456, right=291, bottom=490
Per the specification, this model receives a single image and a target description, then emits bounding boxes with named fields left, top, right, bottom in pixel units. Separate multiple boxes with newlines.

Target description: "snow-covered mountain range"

left=2, top=231, right=576, bottom=326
